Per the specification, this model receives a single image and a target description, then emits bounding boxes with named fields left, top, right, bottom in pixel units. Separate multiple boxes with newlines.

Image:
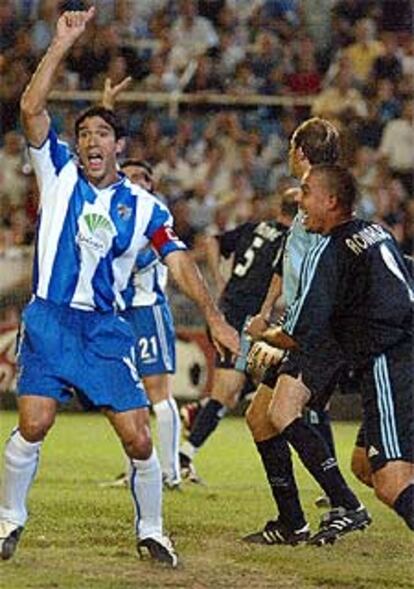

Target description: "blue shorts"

left=121, top=302, right=176, bottom=377
left=17, top=297, right=149, bottom=412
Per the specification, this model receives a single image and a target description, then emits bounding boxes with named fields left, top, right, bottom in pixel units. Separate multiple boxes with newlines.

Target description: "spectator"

left=379, top=100, right=414, bottom=196
left=30, top=0, right=59, bottom=54
left=185, top=55, right=223, bottom=93
left=373, top=78, right=401, bottom=127
left=0, top=57, right=31, bottom=132
left=227, top=61, right=259, bottom=95
left=0, top=1, right=18, bottom=51
left=371, top=32, right=403, bottom=84
left=312, top=58, right=367, bottom=120
left=0, top=132, right=29, bottom=210
left=344, top=18, right=384, bottom=87
left=170, top=0, right=219, bottom=71
left=154, top=142, right=194, bottom=197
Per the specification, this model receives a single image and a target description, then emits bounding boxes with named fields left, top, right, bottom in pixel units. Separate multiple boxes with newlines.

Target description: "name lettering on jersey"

left=76, top=212, right=116, bottom=255
left=255, top=222, right=283, bottom=242
left=345, top=224, right=389, bottom=256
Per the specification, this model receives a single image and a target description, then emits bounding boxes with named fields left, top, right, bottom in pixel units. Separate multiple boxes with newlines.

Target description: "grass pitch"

left=0, top=411, right=413, bottom=589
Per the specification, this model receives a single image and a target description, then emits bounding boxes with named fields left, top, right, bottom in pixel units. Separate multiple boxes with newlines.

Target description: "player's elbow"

left=20, top=89, right=43, bottom=118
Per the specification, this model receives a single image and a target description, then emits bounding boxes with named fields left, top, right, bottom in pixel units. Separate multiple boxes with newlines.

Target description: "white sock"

left=153, top=398, right=181, bottom=484
left=0, top=428, right=42, bottom=526
left=129, top=449, right=163, bottom=540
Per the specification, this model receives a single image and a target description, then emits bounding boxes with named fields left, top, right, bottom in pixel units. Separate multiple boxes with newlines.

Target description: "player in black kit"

left=255, top=164, right=414, bottom=536
left=179, top=190, right=297, bottom=480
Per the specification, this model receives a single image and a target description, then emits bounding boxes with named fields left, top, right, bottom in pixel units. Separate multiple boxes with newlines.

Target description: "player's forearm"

left=259, top=274, right=282, bottom=321
left=20, top=38, right=72, bottom=145
left=262, top=325, right=298, bottom=350
left=21, top=38, right=71, bottom=117
left=167, top=251, right=223, bottom=326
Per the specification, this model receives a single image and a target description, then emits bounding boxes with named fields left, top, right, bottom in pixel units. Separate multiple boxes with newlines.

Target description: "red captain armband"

left=151, top=225, right=181, bottom=253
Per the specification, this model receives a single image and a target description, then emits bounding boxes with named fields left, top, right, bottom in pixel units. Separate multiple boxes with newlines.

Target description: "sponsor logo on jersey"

left=77, top=212, right=116, bottom=255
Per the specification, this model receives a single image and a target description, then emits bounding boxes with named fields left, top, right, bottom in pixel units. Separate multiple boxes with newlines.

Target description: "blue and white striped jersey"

left=282, top=211, right=324, bottom=307
left=122, top=246, right=169, bottom=307
left=29, top=128, right=186, bottom=312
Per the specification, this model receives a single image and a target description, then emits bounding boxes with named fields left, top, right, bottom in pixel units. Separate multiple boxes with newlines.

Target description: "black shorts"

left=360, top=337, right=414, bottom=472
left=277, top=344, right=346, bottom=410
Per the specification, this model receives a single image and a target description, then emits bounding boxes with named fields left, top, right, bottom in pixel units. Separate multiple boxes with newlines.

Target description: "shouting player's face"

left=77, top=116, right=122, bottom=188
left=299, top=170, right=332, bottom=234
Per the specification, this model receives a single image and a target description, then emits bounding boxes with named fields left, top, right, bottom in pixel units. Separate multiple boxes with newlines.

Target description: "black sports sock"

left=394, top=484, right=414, bottom=530
left=305, top=409, right=336, bottom=458
left=284, top=418, right=360, bottom=510
left=188, top=399, right=226, bottom=449
left=256, top=436, right=307, bottom=531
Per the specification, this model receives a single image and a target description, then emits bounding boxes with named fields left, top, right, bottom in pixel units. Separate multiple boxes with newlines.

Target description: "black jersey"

left=284, top=219, right=413, bottom=366
left=217, top=221, right=287, bottom=316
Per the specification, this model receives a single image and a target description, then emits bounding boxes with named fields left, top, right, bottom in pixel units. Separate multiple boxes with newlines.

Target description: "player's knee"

left=351, top=447, right=373, bottom=487
left=123, top=429, right=153, bottom=461
left=19, top=413, right=55, bottom=442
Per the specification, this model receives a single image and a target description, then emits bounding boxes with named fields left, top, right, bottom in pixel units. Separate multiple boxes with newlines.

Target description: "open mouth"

left=301, top=211, right=309, bottom=224
left=87, top=153, right=103, bottom=171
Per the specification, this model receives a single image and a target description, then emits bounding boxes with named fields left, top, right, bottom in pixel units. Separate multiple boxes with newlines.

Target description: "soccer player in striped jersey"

left=0, top=8, right=239, bottom=566
left=98, top=81, right=182, bottom=489
left=258, top=164, right=414, bottom=534
left=112, top=160, right=182, bottom=490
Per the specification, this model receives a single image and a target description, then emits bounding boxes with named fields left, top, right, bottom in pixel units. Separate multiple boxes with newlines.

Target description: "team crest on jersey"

left=77, top=211, right=116, bottom=256
left=117, top=203, right=132, bottom=220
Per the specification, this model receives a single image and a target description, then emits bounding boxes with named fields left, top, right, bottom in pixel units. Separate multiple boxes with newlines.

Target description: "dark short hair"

left=120, top=159, right=153, bottom=176
left=310, top=164, right=357, bottom=213
left=75, top=106, right=125, bottom=140
left=291, top=117, right=340, bottom=165
left=280, top=187, right=299, bottom=219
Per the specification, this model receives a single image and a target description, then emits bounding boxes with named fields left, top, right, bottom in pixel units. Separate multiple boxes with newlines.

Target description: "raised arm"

left=164, top=250, right=240, bottom=357
left=20, top=8, right=95, bottom=147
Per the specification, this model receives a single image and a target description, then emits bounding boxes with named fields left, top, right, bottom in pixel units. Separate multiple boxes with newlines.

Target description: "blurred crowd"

left=0, top=0, right=413, bottom=267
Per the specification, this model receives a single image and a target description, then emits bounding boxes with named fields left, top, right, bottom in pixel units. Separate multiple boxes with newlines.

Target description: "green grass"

left=0, top=412, right=413, bottom=588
